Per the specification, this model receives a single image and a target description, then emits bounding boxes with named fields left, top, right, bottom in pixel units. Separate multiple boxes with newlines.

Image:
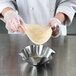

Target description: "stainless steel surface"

left=19, top=45, right=55, bottom=65
left=0, top=34, right=76, bottom=76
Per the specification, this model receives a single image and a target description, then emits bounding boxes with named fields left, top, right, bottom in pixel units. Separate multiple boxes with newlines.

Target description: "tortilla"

left=25, top=24, right=52, bottom=45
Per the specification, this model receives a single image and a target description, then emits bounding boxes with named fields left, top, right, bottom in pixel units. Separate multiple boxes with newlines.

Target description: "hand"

left=47, top=18, right=61, bottom=38
left=4, top=10, right=25, bottom=33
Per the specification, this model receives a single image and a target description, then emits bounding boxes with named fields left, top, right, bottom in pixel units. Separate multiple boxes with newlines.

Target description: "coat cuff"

left=56, top=6, right=75, bottom=25
left=0, top=15, right=5, bottom=22
left=0, top=1, right=16, bottom=13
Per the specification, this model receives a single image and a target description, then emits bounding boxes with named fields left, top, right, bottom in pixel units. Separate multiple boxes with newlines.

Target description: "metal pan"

left=19, top=45, right=55, bottom=65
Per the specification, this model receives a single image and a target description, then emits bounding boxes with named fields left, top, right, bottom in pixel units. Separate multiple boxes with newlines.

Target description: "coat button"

left=50, top=8, right=54, bottom=12
left=30, top=7, right=34, bottom=10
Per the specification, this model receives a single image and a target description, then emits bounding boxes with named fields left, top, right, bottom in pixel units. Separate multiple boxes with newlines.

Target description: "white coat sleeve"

left=0, top=0, right=16, bottom=21
left=0, top=0, right=16, bottom=13
left=56, top=0, right=76, bottom=25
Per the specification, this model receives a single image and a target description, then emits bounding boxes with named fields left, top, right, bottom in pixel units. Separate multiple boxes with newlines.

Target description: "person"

left=0, top=0, right=76, bottom=37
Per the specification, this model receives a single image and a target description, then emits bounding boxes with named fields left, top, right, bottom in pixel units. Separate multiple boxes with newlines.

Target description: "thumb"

left=19, top=26, right=26, bottom=34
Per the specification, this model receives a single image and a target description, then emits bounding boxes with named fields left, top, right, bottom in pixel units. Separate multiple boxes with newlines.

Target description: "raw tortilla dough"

left=25, top=24, right=52, bottom=45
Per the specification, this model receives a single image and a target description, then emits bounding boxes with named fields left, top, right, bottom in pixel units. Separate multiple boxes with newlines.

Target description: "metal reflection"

left=19, top=45, right=55, bottom=65
left=20, top=62, right=52, bottom=76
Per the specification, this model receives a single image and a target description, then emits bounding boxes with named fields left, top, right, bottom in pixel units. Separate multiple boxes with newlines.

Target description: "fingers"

left=5, top=17, right=25, bottom=33
left=52, top=25, right=60, bottom=37
left=19, top=17, right=23, bottom=25
left=6, top=20, right=15, bottom=32
left=47, top=20, right=60, bottom=37
left=47, top=21, right=54, bottom=28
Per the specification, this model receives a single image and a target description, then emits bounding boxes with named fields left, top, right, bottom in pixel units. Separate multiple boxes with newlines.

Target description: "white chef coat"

left=0, top=0, right=76, bottom=35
